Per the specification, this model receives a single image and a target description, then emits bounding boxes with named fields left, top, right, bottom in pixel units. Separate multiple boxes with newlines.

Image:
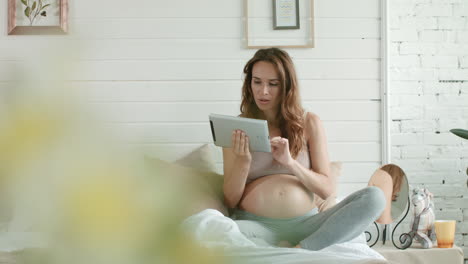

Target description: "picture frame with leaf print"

left=8, top=0, right=68, bottom=35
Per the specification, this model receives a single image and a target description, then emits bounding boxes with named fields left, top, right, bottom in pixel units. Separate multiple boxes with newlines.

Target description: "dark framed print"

left=273, top=0, right=300, bottom=30
left=8, top=0, right=69, bottom=35
left=244, top=0, right=314, bottom=48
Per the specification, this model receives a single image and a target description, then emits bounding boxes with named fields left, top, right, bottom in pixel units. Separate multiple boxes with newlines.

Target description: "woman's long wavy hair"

left=240, top=48, right=305, bottom=158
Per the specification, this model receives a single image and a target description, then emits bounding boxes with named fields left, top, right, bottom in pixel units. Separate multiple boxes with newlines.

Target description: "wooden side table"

left=374, top=244, right=464, bottom=264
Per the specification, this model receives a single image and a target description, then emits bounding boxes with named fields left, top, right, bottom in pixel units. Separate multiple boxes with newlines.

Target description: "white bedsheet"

left=182, top=209, right=389, bottom=264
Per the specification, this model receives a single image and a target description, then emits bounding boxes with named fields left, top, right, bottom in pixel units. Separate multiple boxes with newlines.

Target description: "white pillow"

left=175, top=144, right=217, bottom=172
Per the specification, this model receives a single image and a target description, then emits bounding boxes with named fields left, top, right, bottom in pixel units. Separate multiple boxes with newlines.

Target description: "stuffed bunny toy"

left=402, top=187, right=435, bottom=248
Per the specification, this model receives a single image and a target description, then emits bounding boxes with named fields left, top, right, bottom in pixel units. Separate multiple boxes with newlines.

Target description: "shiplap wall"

left=0, top=0, right=383, bottom=197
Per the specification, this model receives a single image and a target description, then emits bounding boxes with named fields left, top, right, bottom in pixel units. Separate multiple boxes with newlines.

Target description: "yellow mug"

left=434, top=220, right=456, bottom=248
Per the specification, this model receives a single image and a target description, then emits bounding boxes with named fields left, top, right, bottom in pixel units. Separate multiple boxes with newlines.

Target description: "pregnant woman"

left=222, top=47, right=386, bottom=250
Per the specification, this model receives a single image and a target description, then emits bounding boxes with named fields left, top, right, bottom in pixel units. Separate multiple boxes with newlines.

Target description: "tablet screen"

left=209, top=114, right=271, bottom=152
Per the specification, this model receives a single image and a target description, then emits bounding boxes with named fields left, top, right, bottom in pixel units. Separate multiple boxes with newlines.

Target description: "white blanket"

left=182, top=209, right=389, bottom=264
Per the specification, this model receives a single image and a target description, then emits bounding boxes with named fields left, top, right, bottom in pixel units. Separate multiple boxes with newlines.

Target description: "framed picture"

left=273, top=0, right=300, bottom=30
left=8, top=0, right=69, bottom=35
left=244, top=0, right=314, bottom=48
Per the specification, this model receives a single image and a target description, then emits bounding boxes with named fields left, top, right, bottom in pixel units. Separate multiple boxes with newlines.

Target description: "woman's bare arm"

left=285, top=112, right=333, bottom=200
left=222, top=130, right=251, bottom=209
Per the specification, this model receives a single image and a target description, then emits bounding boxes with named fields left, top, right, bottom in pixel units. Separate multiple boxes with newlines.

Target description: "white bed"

left=182, top=209, right=389, bottom=264
left=148, top=144, right=391, bottom=264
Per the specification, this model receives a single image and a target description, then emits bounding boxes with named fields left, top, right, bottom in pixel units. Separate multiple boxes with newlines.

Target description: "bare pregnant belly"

left=239, top=174, right=315, bottom=218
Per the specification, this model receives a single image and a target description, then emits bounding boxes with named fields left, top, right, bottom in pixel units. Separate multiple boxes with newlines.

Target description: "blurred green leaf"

left=25, top=6, right=31, bottom=18
left=31, top=1, right=37, bottom=11
left=40, top=4, right=50, bottom=11
left=21, top=0, right=28, bottom=6
left=450, top=128, right=468, bottom=140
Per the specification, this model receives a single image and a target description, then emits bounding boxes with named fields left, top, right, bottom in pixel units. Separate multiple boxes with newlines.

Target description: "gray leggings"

left=232, top=186, right=385, bottom=251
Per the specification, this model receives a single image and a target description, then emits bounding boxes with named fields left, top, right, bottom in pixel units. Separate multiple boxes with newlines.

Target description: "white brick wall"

left=421, top=55, right=459, bottom=68
left=420, top=30, right=446, bottom=42
left=390, top=0, right=468, bottom=258
left=414, top=4, right=453, bottom=17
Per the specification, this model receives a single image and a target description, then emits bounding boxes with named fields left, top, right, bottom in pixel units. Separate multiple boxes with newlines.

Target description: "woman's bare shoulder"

left=304, top=111, right=320, bottom=121
left=303, top=111, right=323, bottom=136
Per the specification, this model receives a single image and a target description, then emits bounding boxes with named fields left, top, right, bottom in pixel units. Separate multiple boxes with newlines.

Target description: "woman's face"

left=250, top=61, right=282, bottom=113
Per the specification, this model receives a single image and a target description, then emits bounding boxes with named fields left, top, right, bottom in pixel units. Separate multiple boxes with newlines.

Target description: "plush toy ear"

left=427, top=191, right=434, bottom=199
left=424, top=188, right=433, bottom=198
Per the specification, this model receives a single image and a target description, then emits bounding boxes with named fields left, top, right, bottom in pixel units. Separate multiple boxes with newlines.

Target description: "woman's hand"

left=270, top=136, right=293, bottom=167
left=232, top=130, right=252, bottom=162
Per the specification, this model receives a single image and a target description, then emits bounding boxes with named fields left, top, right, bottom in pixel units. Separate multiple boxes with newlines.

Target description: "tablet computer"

left=209, top=113, right=271, bottom=152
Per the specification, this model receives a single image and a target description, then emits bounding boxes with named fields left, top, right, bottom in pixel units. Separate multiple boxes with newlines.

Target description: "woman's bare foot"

left=294, top=244, right=301, bottom=248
